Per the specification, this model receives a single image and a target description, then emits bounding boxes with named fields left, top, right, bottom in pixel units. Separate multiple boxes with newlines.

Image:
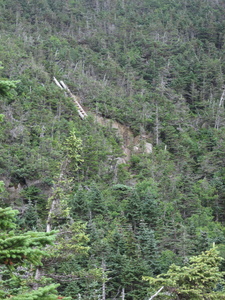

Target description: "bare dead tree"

left=149, top=286, right=164, bottom=300
left=215, top=87, right=225, bottom=129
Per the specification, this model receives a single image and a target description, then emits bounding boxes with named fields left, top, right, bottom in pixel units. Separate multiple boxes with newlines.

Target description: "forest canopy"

left=1, top=0, right=225, bottom=299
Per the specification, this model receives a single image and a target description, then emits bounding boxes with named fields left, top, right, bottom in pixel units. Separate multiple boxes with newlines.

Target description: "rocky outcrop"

left=53, top=79, right=153, bottom=162
left=93, top=114, right=153, bottom=162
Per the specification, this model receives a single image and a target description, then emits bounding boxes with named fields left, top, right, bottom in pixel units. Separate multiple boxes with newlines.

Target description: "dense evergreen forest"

left=1, top=0, right=225, bottom=298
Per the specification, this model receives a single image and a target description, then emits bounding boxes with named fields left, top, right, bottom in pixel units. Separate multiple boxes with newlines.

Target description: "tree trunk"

left=215, top=88, right=225, bottom=129
left=121, top=287, right=125, bottom=300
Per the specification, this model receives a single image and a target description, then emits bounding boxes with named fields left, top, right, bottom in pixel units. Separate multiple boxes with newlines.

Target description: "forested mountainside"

left=1, top=0, right=225, bottom=299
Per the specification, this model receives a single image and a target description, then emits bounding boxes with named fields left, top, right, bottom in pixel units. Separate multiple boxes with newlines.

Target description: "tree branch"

left=149, top=286, right=164, bottom=300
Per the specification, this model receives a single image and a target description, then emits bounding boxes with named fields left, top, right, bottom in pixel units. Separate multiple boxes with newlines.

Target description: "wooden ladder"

left=53, top=77, right=88, bottom=119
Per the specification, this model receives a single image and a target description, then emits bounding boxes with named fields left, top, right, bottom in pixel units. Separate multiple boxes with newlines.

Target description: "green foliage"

left=7, top=284, right=71, bottom=300
left=1, top=0, right=225, bottom=298
left=19, top=200, right=40, bottom=230
left=0, top=79, right=19, bottom=96
left=145, top=247, right=225, bottom=299
left=47, top=222, right=90, bottom=261
left=0, top=62, right=19, bottom=96
left=125, top=179, right=159, bottom=230
left=63, top=130, right=83, bottom=172
left=0, top=207, right=55, bottom=267
left=137, top=224, right=159, bottom=272
left=0, top=206, right=70, bottom=299
left=0, top=207, right=18, bottom=231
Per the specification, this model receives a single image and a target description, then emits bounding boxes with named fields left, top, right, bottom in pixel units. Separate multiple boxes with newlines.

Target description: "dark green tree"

left=0, top=204, right=71, bottom=299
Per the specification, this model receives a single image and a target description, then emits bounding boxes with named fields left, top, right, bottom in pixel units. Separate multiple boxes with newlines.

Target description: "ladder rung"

left=53, top=78, right=87, bottom=119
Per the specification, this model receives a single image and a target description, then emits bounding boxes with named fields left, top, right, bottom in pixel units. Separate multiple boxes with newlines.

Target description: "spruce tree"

left=0, top=205, right=71, bottom=299
left=0, top=62, right=19, bottom=96
left=145, top=247, right=225, bottom=299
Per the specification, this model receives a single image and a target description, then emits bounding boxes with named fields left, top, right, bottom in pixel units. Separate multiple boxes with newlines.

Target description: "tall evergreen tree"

left=0, top=205, right=71, bottom=299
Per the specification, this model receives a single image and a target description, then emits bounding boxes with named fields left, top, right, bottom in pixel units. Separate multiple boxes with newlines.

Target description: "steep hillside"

left=1, top=0, right=225, bottom=299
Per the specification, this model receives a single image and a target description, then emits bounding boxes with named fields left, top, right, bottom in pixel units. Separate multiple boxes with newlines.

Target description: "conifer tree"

left=0, top=205, right=71, bottom=299
left=145, top=247, right=225, bottom=299
left=137, top=224, right=159, bottom=273
left=0, top=62, right=19, bottom=95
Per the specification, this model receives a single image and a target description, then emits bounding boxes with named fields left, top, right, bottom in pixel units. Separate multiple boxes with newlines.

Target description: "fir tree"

left=0, top=205, right=71, bottom=299
left=145, top=247, right=225, bottom=299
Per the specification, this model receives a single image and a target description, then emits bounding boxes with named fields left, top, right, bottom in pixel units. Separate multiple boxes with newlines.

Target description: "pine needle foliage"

left=0, top=63, right=19, bottom=95
left=7, top=284, right=70, bottom=300
left=144, top=247, right=225, bottom=299
left=0, top=207, right=55, bottom=267
left=0, top=206, right=71, bottom=299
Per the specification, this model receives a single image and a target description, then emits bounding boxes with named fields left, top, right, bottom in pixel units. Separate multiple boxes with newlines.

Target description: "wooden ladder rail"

left=53, top=77, right=88, bottom=119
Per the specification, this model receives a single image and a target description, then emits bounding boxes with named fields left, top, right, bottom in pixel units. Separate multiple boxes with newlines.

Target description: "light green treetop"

left=0, top=63, right=19, bottom=96
left=144, top=247, right=225, bottom=299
